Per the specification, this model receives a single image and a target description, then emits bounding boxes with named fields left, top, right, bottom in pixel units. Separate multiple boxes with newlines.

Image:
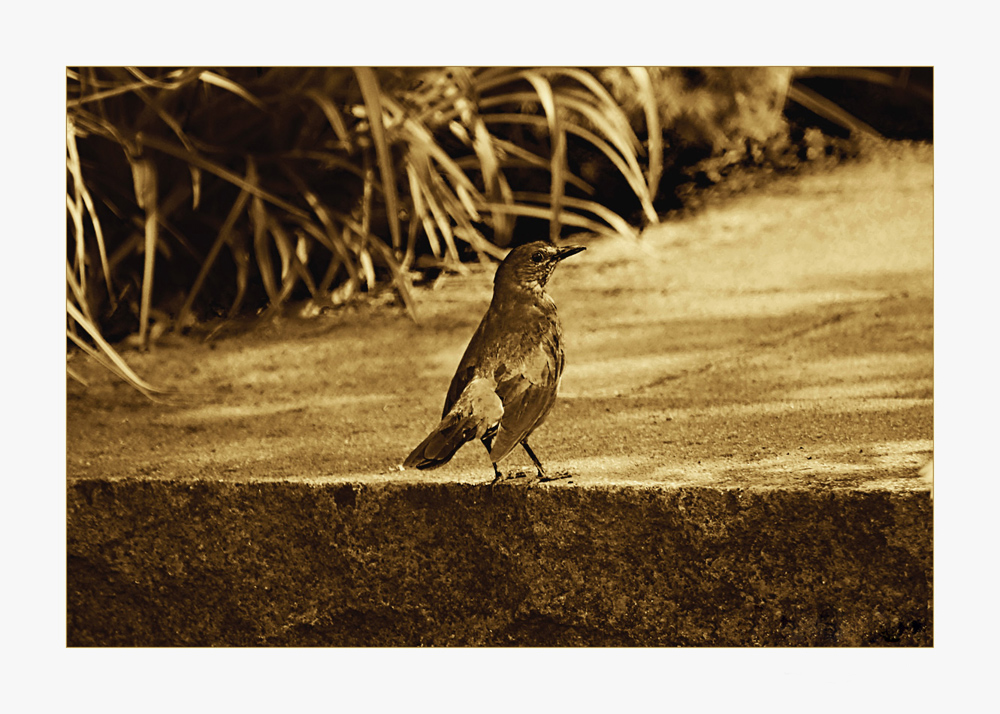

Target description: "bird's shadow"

left=491, top=469, right=575, bottom=487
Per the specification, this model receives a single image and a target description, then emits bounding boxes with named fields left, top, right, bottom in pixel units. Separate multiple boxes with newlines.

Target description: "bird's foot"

left=535, top=470, right=574, bottom=484
left=489, top=469, right=538, bottom=488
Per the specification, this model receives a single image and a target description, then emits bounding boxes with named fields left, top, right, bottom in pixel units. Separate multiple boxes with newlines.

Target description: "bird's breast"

left=486, top=299, right=562, bottom=382
left=444, top=287, right=565, bottom=418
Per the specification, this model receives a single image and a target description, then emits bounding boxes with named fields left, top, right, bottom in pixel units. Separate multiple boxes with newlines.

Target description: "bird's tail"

left=403, top=414, right=480, bottom=469
left=404, top=378, right=503, bottom=470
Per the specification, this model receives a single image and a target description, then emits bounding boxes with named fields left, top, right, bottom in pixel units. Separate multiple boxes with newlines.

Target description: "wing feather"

left=488, top=331, right=563, bottom=462
left=405, top=377, right=503, bottom=469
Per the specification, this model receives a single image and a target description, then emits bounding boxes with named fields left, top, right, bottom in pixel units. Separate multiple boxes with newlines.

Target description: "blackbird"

left=404, top=241, right=585, bottom=485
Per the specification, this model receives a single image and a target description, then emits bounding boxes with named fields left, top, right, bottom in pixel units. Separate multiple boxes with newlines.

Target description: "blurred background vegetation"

left=66, top=66, right=932, bottom=395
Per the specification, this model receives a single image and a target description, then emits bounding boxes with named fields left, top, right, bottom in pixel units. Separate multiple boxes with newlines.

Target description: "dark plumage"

left=404, top=241, right=585, bottom=484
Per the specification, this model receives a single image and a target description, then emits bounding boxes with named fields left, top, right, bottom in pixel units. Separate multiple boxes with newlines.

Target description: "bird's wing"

left=404, top=377, right=503, bottom=470
left=442, top=315, right=491, bottom=418
left=487, top=329, right=564, bottom=462
left=443, top=363, right=475, bottom=419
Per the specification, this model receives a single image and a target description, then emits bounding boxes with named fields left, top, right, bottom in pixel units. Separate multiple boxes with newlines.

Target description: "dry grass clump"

left=72, top=66, right=913, bottom=396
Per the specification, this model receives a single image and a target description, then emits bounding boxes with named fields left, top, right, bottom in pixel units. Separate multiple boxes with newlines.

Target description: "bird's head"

left=494, top=241, right=586, bottom=292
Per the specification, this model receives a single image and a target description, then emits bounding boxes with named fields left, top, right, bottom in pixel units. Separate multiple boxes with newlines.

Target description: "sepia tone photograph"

left=64, top=64, right=934, bottom=651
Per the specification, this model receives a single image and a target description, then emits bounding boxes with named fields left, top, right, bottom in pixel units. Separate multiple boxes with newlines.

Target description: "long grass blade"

left=299, top=219, right=348, bottom=290
left=386, top=99, right=485, bottom=203
left=130, top=156, right=158, bottom=349
left=445, top=68, right=639, bottom=155
left=275, top=150, right=366, bottom=176
left=66, top=262, right=94, bottom=325
left=795, top=67, right=933, bottom=102
left=627, top=66, right=663, bottom=210
left=492, top=171, right=517, bottom=247
left=481, top=202, right=625, bottom=239
left=69, top=67, right=201, bottom=107
left=303, top=88, right=351, bottom=146
left=469, top=67, right=538, bottom=96
left=359, top=247, right=376, bottom=290
left=406, top=161, right=441, bottom=257
left=247, top=158, right=281, bottom=303
left=470, top=117, right=500, bottom=197
left=282, top=165, right=361, bottom=288
left=417, top=160, right=459, bottom=261
left=227, top=229, right=251, bottom=319
left=355, top=68, right=403, bottom=251
left=479, top=90, right=639, bottom=176
left=365, top=237, right=418, bottom=321
left=123, top=66, right=203, bottom=90
left=523, top=71, right=566, bottom=244
left=175, top=161, right=254, bottom=328
left=67, top=300, right=167, bottom=396
left=484, top=111, right=647, bottom=217
left=197, top=70, right=267, bottom=111
left=544, top=68, right=630, bottom=123
left=68, top=328, right=153, bottom=397
left=277, top=221, right=316, bottom=296
left=67, top=116, right=114, bottom=304
left=560, top=109, right=656, bottom=222
left=131, top=85, right=200, bottom=154
left=66, top=189, right=87, bottom=310
left=556, top=83, right=643, bottom=155
left=786, top=83, right=882, bottom=138
left=272, top=216, right=296, bottom=286
left=468, top=114, right=514, bottom=244
left=68, top=80, right=148, bottom=107
left=69, top=105, right=132, bottom=151
left=403, top=212, right=419, bottom=269
left=66, top=127, right=89, bottom=298
left=136, top=134, right=310, bottom=219
left=189, top=165, right=202, bottom=209
left=361, top=151, right=374, bottom=237
left=290, top=228, right=318, bottom=295
left=430, top=170, right=504, bottom=258
left=256, top=222, right=316, bottom=318
left=66, top=364, right=89, bottom=387
left=469, top=125, right=595, bottom=194
left=477, top=89, right=654, bottom=219
left=556, top=94, right=647, bottom=180
left=512, top=192, right=638, bottom=239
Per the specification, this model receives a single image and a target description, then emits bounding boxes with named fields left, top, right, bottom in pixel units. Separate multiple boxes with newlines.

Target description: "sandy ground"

left=66, top=145, right=933, bottom=492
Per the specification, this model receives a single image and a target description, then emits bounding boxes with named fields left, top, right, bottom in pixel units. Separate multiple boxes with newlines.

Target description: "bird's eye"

left=530, top=251, right=545, bottom=263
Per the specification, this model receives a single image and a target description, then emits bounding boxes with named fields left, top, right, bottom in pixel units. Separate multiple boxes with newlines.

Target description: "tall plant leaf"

left=523, top=71, right=566, bottom=244
left=67, top=300, right=167, bottom=398
left=355, top=68, right=403, bottom=251
left=627, top=66, right=663, bottom=207
left=129, top=155, right=158, bottom=349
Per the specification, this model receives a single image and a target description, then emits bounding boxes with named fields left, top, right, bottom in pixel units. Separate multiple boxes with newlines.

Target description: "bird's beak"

left=555, top=245, right=586, bottom=261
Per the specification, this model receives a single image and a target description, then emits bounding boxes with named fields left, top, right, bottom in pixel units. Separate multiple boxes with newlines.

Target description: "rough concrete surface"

left=68, top=479, right=930, bottom=646
left=67, top=145, right=933, bottom=646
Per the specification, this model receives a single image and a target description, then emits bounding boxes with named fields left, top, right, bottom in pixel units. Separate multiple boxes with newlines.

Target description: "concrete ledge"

left=67, top=478, right=931, bottom=646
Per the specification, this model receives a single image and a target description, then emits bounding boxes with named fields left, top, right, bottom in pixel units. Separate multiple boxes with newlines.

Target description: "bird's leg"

left=520, top=440, right=547, bottom=480
left=489, top=462, right=504, bottom=489
left=484, top=435, right=505, bottom=488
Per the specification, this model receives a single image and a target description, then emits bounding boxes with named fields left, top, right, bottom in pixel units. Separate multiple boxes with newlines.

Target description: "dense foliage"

left=67, top=66, right=926, bottom=394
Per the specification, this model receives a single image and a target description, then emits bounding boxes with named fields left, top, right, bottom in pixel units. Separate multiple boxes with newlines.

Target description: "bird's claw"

left=488, top=469, right=540, bottom=488
left=535, top=470, right=573, bottom=484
